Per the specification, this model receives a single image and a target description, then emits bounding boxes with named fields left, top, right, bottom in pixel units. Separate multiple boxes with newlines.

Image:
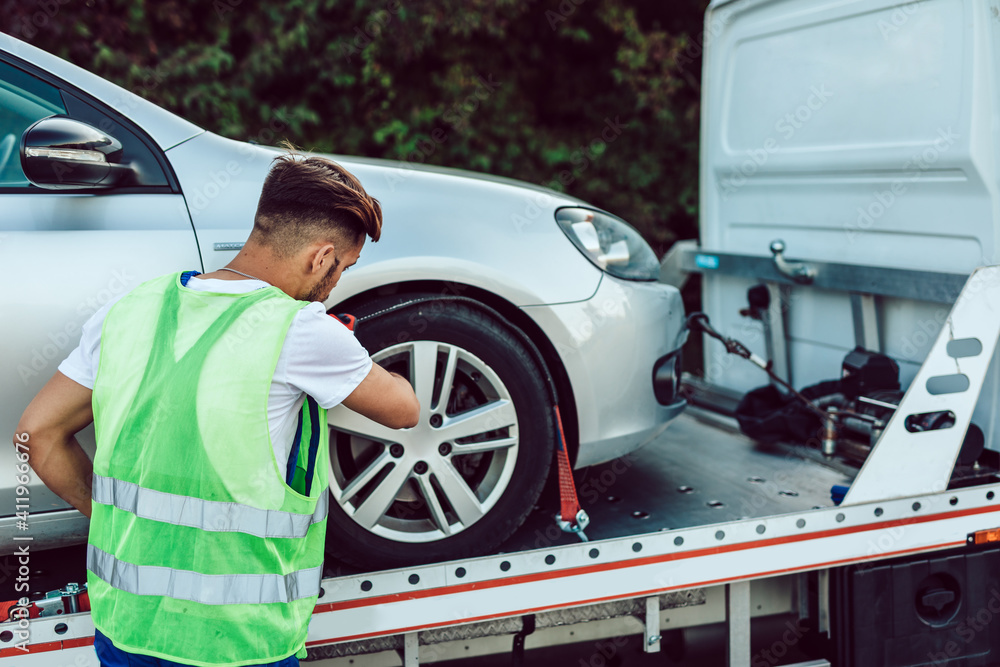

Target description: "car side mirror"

left=20, top=115, right=133, bottom=190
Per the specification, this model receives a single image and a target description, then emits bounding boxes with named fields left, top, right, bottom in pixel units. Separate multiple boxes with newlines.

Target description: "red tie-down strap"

left=553, top=406, right=589, bottom=541
left=0, top=599, right=28, bottom=622
left=0, top=590, right=90, bottom=622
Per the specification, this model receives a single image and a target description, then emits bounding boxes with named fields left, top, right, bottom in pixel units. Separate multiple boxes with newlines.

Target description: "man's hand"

left=14, top=372, right=95, bottom=518
left=341, top=363, right=420, bottom=429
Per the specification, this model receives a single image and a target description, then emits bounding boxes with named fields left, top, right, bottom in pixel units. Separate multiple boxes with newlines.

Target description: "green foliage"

left=2, top=0, right=709, bottom=254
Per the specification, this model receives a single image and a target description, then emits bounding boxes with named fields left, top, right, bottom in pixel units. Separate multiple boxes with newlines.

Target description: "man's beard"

left=303, top=258, right=340, bottom=302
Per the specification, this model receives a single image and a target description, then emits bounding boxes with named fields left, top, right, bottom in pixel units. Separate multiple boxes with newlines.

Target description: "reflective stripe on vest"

left=87, top=544, right=322, bottom=605
left=91, top=474, right=329, bottom=539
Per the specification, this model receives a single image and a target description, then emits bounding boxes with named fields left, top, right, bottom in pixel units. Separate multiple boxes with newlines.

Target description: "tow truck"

left=6, top=0, right=1000, bottom=665
left=6, top=258, right=1000, bottom=666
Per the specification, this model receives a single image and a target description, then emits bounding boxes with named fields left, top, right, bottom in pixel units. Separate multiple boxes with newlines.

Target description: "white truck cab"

left=693, top=0, right=1000, bottom=453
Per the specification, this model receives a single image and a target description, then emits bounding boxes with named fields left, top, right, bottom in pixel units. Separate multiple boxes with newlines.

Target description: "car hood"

left=167, top=132, right=604, bottom=306
left=309, top=152, right=591, bottom=207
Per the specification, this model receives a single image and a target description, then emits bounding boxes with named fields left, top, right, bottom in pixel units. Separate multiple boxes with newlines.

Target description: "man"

left=14, top=151, right=421, bottom=667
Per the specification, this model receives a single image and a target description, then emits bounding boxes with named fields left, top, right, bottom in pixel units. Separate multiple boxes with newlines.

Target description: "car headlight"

left=555, top=207, right=660, bottom=281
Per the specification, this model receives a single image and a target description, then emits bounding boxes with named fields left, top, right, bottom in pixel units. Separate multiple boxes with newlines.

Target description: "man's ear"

left=307, top=242, right=337, bottom=275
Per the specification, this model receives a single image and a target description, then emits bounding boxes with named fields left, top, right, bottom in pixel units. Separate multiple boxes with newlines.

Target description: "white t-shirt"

left=58, top=274, right=373, bottom=481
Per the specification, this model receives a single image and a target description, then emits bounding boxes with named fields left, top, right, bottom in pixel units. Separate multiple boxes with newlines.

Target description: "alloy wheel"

left=327, top=340, right=520, bottom=542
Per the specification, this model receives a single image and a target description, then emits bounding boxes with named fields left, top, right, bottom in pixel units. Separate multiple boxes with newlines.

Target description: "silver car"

left=0, top=32, right=686, bottom=569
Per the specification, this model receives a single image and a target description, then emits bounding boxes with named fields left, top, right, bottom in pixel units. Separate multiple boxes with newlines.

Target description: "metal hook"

left=770, top=240, right=816, bottom=284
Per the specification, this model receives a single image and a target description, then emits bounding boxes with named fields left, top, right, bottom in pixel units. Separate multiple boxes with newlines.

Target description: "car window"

left=61, top=92, right=170, bottom=188
left=0, top=60, right=66, bottom=186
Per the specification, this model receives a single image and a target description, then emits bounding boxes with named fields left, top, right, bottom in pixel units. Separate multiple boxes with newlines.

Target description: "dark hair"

left=252, top=148, right=382, bottom=255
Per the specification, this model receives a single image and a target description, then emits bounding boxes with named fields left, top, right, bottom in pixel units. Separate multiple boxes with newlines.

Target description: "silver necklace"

left=218, top=267, right=266, bottom=283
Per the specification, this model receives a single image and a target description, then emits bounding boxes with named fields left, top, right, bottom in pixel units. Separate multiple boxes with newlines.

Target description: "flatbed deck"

left=505, top=407, right=854, bottom=553
left=5, top=404, right=1000, bottom=666
left=0, top=406, right=857, bottom=601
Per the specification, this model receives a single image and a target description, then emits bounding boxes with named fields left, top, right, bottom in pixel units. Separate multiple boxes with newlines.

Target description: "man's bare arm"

left=341, top=363, right=421, bottom=429
left=14, top=372, right=95, bottom=519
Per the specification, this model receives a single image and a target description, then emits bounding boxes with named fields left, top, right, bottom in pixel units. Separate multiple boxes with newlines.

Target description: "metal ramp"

left=845, top=265, right=1000, bottom=505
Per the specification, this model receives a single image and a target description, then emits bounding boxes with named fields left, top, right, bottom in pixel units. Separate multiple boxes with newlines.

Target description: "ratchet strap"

left=554, top=406, right=589, bottom=541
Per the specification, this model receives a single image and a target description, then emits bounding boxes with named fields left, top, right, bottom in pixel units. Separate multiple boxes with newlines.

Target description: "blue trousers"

left=94, top=629, right=299, bottom=667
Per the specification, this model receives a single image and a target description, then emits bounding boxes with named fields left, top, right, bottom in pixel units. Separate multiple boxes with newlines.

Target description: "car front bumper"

left=522, top=275, right=688, bottom=468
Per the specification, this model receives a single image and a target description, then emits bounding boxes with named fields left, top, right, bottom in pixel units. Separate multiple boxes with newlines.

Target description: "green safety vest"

left=88, top=272, right=330, bottom=666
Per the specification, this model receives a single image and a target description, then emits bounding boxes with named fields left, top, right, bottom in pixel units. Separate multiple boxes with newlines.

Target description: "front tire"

left=325, top=300, right=554, bottom=569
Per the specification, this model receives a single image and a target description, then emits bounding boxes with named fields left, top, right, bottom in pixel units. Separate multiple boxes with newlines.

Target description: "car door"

left=0, top=56, right=202, bottom=550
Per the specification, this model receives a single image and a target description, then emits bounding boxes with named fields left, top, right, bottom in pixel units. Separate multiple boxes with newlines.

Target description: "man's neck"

left=196, top=244, right=297, bottom=296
